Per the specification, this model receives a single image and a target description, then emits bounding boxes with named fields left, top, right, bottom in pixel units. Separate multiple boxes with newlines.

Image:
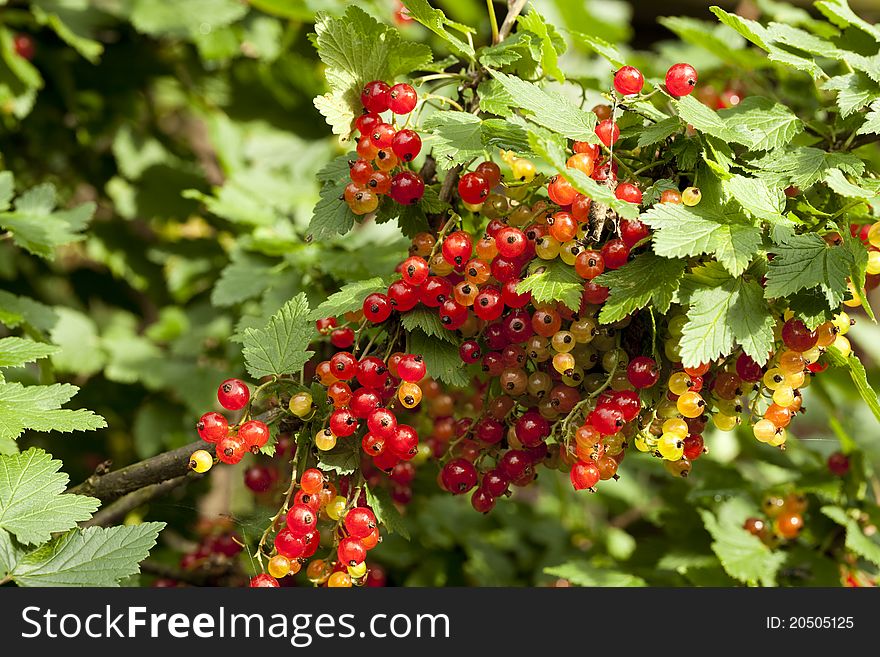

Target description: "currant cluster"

left=345, top=79, right=425, bottom=215
left=850, top=220, right=880, bottom=295
left=744, top=492, right=809, bottom=544
left=189, top=378, right=269, bottom=473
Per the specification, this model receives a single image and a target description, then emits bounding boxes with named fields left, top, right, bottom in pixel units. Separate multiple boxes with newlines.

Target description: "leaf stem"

left=487, top=0, right=500, bottom=44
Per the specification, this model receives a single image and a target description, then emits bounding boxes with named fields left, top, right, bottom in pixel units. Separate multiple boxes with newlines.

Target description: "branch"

left=498, top=0, right=527, bottom=41
left=847, top=131, right=880, bottom=151
left=68, top=441, right=211, bottom=501
left=82, top=475, right=192, bottom=527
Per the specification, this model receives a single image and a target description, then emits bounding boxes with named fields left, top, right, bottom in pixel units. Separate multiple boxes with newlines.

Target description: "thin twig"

left=498, top=0, right=527, bottom=41
left=82, top=475, right=192, bottom=527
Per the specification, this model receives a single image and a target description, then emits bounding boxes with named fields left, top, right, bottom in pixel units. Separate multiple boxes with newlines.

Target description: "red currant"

left=217, top=434, right=247, bottom=465
left=363, top=292, right=392, bottom=323
left=471, top=489, right=496, bottom=513
left=615, top=182, right=642, bottom=205
left=665, top=63, right=698, bottom=97
left=329, top=408, right=359, bottom=437
left=495, top=226, right=527, bottom=258
left=338, top=536, right=368, bottom=565
left=387, top=424, right=419, bottom=459
left=367, top=408, right=398, bottom=438
left=250, top=574, right=279, bottom=587
left=441, top=458, right=478, bottom=494
left=245, top=465, right=274, bottom=493
left=355, top=112, right=381, bottom=135
left=330, top=327, right=355, bottom=349
left=475, top=161, right=501, bottom=187
left=827, top=452, right=850, bottom=476
left=391, top=129, right=422, bottom=162
left=595, top=119, right=620, bottom=147
left=627, top=356, right=659, bottom=388
left=473, top=285, right=504, bottom=321
left=361, top=80, right=391, bottom=113
left=387, top=280, right=420, bottom=312
left=620, top=218, right=649, bottom=247
left=388, top=82, right=417, bottom=114
left=570, top=460, right=600, bottom=490
left=344, top=507, right=377, bottom=538
left=459, top=340, right=482, bottom=364
left=390, top=171, right=425, bottom=204
left=601, top=239, right=630, bottom=270
left=217, top=378, right=249, bottom=410
left=397, top=354, right=426, bottom=382
left=239, top=420, right=270, bottom=452
left=356, top=356, right=389, bottom=388
left=330, top=351, right=358, bottom=380
left=442, top=231, right=473, bottom=268
left=286, top=503, right=317, bottom=536
left=197, top=412, right=228, bottom=443
left=613, top=66, right=644, bottom=96
left=349, top=158, right=373, bottom=185
left=781, top=318, right=818, bottom=352
left=458, top=172, right=490, bottom=204
left=515, top=410, right=550, bottom=448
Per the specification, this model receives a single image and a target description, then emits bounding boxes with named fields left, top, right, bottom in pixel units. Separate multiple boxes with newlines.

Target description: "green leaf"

left=211, top=252, right=280, bottom=307
left=823, top=169, right=880, bottom=201
left=0, top=448, right=100, bottom=545
left=765, top=233, right=854, bottom=308
left=787, top=289, right=835, bottom=330
left=48, top=307, right=106, bottom=377
left=312, top=6, right=433, bottom=137
left=308, top=181, right=354, bottom=240
left=637, top=117, right=681, bottom=147
left=0, top=338, right=58, bottom=369
left=307, top=277, right=387, bottom=321
left=423, top=111, right=484, bottom=171
left=400, top=307, right=456, bottom=344
left=594, top=252, right=686, bottom=324
left=0, top=183, right=96, bottom=259
left=857, top=100, right=880, bottom=136
left=700, top=504, right=785, bottom=586
left=400, top=0, right=474, bottom=60
left=544, top=561, right=646, bottom=587
left=242, top=293, right=313, bottom=379
left=0, top=291, right=57, bottom=331
left=408, top=329, right=468, bottom=387
left=751, top=146, right=865, bottom=189
left=724, top=174, right=786, bottom=223
left=679, top=273, right=774, bottom=367
left=8, top=522, right=164, bottom=587
left=821, top=506, right=880, bottom=567
left=365, top=485, right=409, bottom=540
left=317, top=439, right=360, bottom=476
left=128, top=0, right=246, bottom=37
left=640, top=202, right=762, bottom=277
left=825, top=347, right=880, bottom=423
left=569, top=32, right=625, bottom=69
left=374, top=199, right=432, bottom=239
left=489, top=71, right=597, bottom=142
left=660, top=15, right=765, bottom=69
left=31, top=1, right=104, bottom=63
left=815, top=0, right=880, bottom=42
left=0, top=382, right=106, bottom=442
left=517, top=10, right=565, bottom=82
left=517, top=259, right=582, bottom=312
left=823, top=74, right=880, bottom=118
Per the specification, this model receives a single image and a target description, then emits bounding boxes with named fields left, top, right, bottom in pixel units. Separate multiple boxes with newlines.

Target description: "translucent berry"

left=217, top=378, right=250, bottom=410
left=665, top=63, right=698, bottom=97
left=613, top=66, right=644, bottom=95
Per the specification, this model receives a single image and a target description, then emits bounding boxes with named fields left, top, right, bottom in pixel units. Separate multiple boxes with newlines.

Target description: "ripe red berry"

left=349, top=158, right=373, bottom=185
left=13, top=34, right=35, bottom=61
left=274, top=528, right=305, bottom=558
left=736, top=353, right=764, bottom=382
left=217, top=434, right=247, bottom=465
left=355, top=112, right=381, bottom=136
left=471, top=489, right=496, bottom=513
left=608, top=390, right=641, bottom=422
left=330, top=327, right=355, bottom=349
left=250, top=574, right=280, bottom=587
left=286, top=503, right=317, bottom=536
left=627, top=356, right=659, bottom=389
left=459, top=340, right=482, bottom=364
left=363, top=292, right=392, bottom=323
left=420, top=276, right=453, bottom=307
left=239, top=420, right=270, bottom=452
left=595, top=119, right=620, bottom=147
left=441, top=458, right=478, bottom=494
left=615, top=182, right=642, bottom=205
left=588, top=407, right=625, bottom=435
left=613, top=66, right=644, bottom=96
left=601, top=239, right=630, bottom=270
left=387, top=424, right=419, bottom=460
left=362, top=432, right=385, bottom=455
left=781, top=318, right=818, bottom=352
left=683, top=434, right=705, bottom=460
left=197, top=412, right=228, bottom=443
left=316, top=317, right=337, bottom=334
left=401, top=256, right=429, bottom=286
left=458, top=172, right=490, bottom=204
left=217, top=378, right=250, bottom=410
left=367, top=408, right=398, bottom=438
left=300, top=468, right=324, bottom=494
left=356, top=356, right=389, bottom=388
left=397, top=354, right=426, bottom=382
left=495, top=226, right=527, bottom=259
left=665, top=63, right=698, bottom=97
left=570, top=460, right=600, bottom=490
left=361, top=80, right=391, bottom=113
left=245, top=465, right=275, bottom=493
left=619, top=218, right=650, bottom=248
left=390, top=171, right=425, bottom=204
left=827, top=451, right=850, bottom=477
left=515, top=410, right=550, bottom=448
left=350, top=388, right=382, bottom=418
left=391, top=129, right=422, bottom=162
left=439, top=298, right=468, bottom=330
left=442, top=231, right=473, bottom=268
left=387, top=280, right=420, bottom=312
left=582, top=280, right=609, bottom=305
left=501, top=279, right=530, bottom=308
left=473, top=285, right=504, bottom=321
left=344, top=507, right=377, bottom=538
left=475, top=161, right=501, bottom=187
left=371, top=123, right=396, bottom=149
left=388, top=82, right=417, bottom=114
left=338, top=536, right=368, bottom=565
left=329, top=408, right=359, bottom=437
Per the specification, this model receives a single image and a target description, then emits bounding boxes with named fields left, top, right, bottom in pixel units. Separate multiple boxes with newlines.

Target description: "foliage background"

left=1, top=0, right=879, bottom=586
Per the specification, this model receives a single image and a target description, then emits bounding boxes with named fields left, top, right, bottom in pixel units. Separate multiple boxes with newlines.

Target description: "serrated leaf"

left=308, top=181, right=354, bottom=240
left=857, top=100, right=880, bottom=136
left=489, top=70, right=597, bottom=142
left=700, top=506, right=785, bottom=586
left=242, top=293, right=313, bottom=379
left=594, top=252, right=686, bottom=324
left=815, top=0, right=880, bottom=42
left=312, top=6, right=433, bottom=137
left=8, top=522, right=164, bottom=587
left=823, top=168, right=880, bottom=200
left=544, top=561, right=646, bottom=587
left=823, top=74, right=879, bottom=117
left=408, top=329, right=468, bottom=387
left=365, top=485, right=409, bottom=540
left=637, top=117, right=681, bottom=147
left=0, top=382, right=106, bottom=442
left=751, top=146, right=865, bottom=189
left=640, top=202, right=762, bottom=277
left=317, top=440, right=360, bottom=475
left=822, top=506, right=880, bottom=567
left=787, top=289, right=835, bottom=330
left=211, top=252, right=280, bottom=307
left=660, top=16, right=764, bottom=69
left=0, top=338, right=58, bottom=369
left=401, top=0, right=474, bottom=60
left=0, top=448, right=100, bottom=545
left=680, top=274, right=774, bottom=367
left=374, top=200, right=432, bottom=238
left=517, top=259, right=582, bottom=311
left=517, top=10, right=565, bottom=82
left=569, top=32, right=625, bottom=69
left=765, top=233, right=854, bottom=308
left=307, top=277, right=387, bottom=321
left=423, top=111, right=483, bottom=171
left=48, top=307, right=105, bottom=377
left=825, top=347, right=880, bottom=423
left=724, top=174, right=786, bottom=222
left=400, top=307, right=455, bottom=344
